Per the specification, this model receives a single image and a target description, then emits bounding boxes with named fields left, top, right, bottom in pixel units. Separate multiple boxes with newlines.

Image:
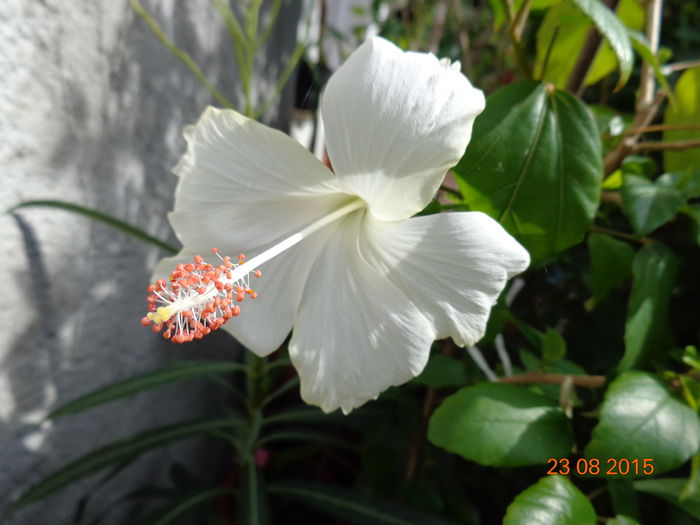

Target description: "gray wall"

left=0, top=0, right=300, bottom=522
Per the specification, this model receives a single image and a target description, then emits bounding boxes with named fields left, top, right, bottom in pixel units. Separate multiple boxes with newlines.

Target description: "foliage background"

left=4, top=0, right=700, bottom=524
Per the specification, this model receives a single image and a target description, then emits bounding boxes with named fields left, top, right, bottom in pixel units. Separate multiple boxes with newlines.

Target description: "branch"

left=638, top=0, right=664, bottom=109
left=498, top=372, right=606, bottom=388
left=633, top=139, right=700, bottom=152
left=603, top=90, right=666, bottom=176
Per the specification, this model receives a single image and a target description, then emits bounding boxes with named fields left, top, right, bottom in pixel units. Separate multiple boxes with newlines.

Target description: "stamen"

left=141, top=248, right=261, bottom=343
left=143, top=198, right=366, bottom=343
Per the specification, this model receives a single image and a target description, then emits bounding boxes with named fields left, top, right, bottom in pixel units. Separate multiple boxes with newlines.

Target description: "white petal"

left=321, top=37, right=485, bottom=221
left=170, top=107, right=349, bottom=251
left=289, top=211, right=435, bottom=414
left=360, top=212, right=530, bottom=346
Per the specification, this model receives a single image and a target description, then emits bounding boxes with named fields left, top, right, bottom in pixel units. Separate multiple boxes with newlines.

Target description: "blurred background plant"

left=4, top=0, right=700, bottom=523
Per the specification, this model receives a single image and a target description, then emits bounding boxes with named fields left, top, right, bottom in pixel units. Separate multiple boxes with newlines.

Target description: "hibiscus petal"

left=360, top=212, right=530, bottom=346
left=170, top=106, right=348, bottom=251
left=321, top=37, right=485, bottom=221
left=289, top=211, right=435, bottom=414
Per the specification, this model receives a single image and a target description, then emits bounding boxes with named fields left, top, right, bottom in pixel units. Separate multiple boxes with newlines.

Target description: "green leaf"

left=621, top=175, right=686, bottom=236
left=588, top=233, right=635, bottom=305
left=8, top=200, right=177, bottom=254
left=586, top=371, right=700, bottom=475
left=567, top=0, right=635, bottom=90
left=628, top=31, right=672, bottom=96
left=503, top=475, right=597, bottom=525
left=535, top=0, right=639, bottom=90
left=238, top=463, right=270, bottom=525
left=12, top=418, right=242, bottom=507
left=635, top=478, right=700, bottom=519
left=49, top=361, right=247, bottom=419
left=268, top=481, right=459, bottom=525
left=454, top=81, right=602, bottom=261
left=620, top=155, right=657, bottom=178
left=542, top=328, right=567, bottom=363
left=427, top=383, right=573, bottom=467
left=618, top=242, right=678, bottom=371
left=137, top=487, right=236, bottom=525
left=664, top=68, right=700, bottom=173
left=682, top=204, right=700, bottom=246
left=657, top=171, right=700, bottom=200
left=412, top=355, right=469, bottom=388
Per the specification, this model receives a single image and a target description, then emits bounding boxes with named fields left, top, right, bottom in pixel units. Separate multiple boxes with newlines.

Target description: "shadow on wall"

left=2, top=1, right=301, bottom=522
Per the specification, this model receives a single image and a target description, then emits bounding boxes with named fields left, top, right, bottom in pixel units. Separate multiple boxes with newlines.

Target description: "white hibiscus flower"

left=143, top=37, right=530, bottom=414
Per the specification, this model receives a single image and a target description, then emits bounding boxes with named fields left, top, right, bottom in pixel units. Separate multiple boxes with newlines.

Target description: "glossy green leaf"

left=49, top=361, right=247, bottom=419
left=455, top=81, right=602, bottom=261
left=567, top=0, right=634, bottom=90
left=621, top=174, right=686, bottom=236
left=412, top=354, right=469, bottom=388
left=535, top=0, right=638, bottom=90
left=8, top=200, right=177, bottom=254
left=12, top=418, right=242, bottom=508
left=635, top=478, right=700, bottom=519
left=587, top=233, right=635, bottom=305
left=664, top=68, right=700, bottom=173
left=268, top=481, right=459, bottom=525
left=427, top=383, right=573, bottom=467
left=618, top=242, right=678, bottom=371
left=137, top=487, right=236, bottom=525
left=542, top=328, right=567, bottom=363
left=503, top=475, right=597, bottom=525
left=586, top=372, right=700, bottom=475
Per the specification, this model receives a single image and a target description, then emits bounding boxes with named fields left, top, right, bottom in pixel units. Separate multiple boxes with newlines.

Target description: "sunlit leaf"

left=428, top=383, right=573, bottom=467
left=664, top=68, right=700, bottom=173
left=454, top=81, right=602, bottom=261
left=535, top=0, right=639, bottom=90
left=586, top=372, right=700, bottom=475
left=618, top=242, right=678, bottom=371
left=503, top=476, right=597, bottom=524
left=8, top=200, right=177, bottom=254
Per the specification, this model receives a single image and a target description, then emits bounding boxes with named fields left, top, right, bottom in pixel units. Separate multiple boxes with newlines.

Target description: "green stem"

left=130, top=0, right=234, bottom=109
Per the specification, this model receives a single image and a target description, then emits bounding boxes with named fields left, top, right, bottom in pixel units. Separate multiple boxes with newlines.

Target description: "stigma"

left=141, top=248, right=262, bottom=343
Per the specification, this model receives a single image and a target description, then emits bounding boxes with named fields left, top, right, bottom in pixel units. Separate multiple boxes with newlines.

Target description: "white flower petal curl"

left=170, top=107, right=349, bottom=252
left=321, top=37, right=485, bottom=221
left=360, top=212, right=530, bottom=346
left=289, top=211, right=435, bottom=414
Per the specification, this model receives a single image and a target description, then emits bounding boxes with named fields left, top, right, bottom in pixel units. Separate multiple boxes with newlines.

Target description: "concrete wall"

left=0, top=1, right=300, bottom=522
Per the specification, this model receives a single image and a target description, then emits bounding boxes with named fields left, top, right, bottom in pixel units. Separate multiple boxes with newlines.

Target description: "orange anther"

left=141, top=317, right=151, bottom=326
left=254, top=269, right=262, bottom=278
left=250, top=291, right=258, bottom=299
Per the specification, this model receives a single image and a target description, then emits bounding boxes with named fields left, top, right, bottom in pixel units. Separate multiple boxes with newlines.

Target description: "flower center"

left=142, top=198, right=365, bottom=343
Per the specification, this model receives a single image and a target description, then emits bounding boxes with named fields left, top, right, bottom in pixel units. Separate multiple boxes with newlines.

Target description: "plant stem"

left=638, top=0, right=664, bottom=110
left=498, top=372, right=606, bottom=388
left=590, top=225, right=648, bottom=243
left=633, top=139, right=700, bottom=152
